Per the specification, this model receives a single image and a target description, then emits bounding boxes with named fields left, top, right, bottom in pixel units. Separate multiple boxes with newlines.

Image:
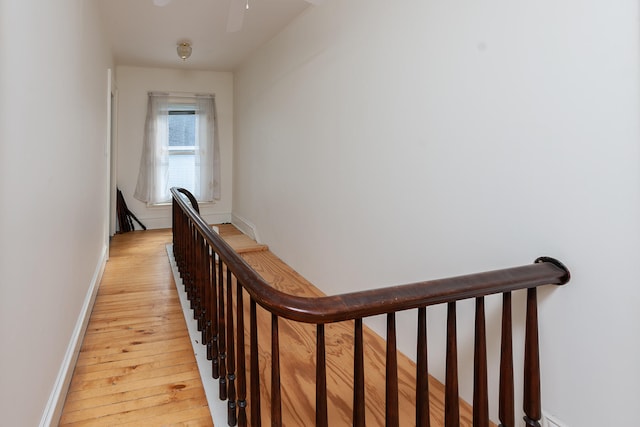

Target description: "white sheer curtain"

left=134, top=93, right=170, bottom=204
left=195, top=95, right=220, bottom=202
left=134, top=92, right=220, bottom=204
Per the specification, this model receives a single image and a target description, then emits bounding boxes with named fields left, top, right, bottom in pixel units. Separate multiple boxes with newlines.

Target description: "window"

left=167, top=108, right=196, bottom=192
left=134, top=93, right=220, bottom=205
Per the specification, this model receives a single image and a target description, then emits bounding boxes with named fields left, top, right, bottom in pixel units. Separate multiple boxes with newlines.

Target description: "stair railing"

left=171, top=187, right=570, bottom=427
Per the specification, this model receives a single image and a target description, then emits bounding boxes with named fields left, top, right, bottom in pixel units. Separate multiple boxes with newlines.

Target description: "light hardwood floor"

left=60, top=229, right=213, bottom=427
left=60, top=225, right=480, bottom=426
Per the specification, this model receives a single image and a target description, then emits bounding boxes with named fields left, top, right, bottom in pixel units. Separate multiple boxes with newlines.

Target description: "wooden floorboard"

left=60, top=223, right=482, bottom=426
left=59, top=228, right=213, bottom=427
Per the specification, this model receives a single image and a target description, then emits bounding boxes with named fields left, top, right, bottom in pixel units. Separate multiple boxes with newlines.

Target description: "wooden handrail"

left=171, top=188, right=569, bottom=324
left=171, top=187, right=571, bottom=427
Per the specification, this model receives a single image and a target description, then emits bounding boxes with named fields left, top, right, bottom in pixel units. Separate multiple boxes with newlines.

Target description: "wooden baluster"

left=250, top=299, right=262, bottom=427
left=183, top=222, right=190, bottom=292
left=218, top=261, right=227, bottom=400
left=173, top=208, right=179, bottom=266
left=201, top=238, right=207, bottom=329
left=187, top=223, right=194, bottom=304
left=171, top=202, right=177, bottom=257
left=178, top=216, right=185, bottom=279
left=171, top=200, right=178, bottom=261
left=193, top=233, right=199, bottom=322
left=172, top=199, right=176, bottom=246
left=200, top=242, right=210, bottom=348
left=416, top=307, right=431, bottom=427
left=171, top=200, right=177, bottom=258
left=523, top=288, right=541, bottom=427
left=180, top=215, right=186, bottom=269
left=499, top=292, right=514, bottom=427
left=182, top=217, right=189, bottom=275
left=194, top=227, right=200, bottom=303
left=187, top=223, right=194, bottom=298
left=193, top=225, right=199, bottom=308
left=184, top=218, right=190, bottom=274
left=182, top=215, right=187, bottom=267
left=316, top=324, right=328, bottom=427
left=271, top=314, right=282, bottom=426
left=196, top=235, right=203, bottom=329
left=191, top=225, right=198, bottom=309
left=200, top=237, right=208, bottom=336
left=202, top=237, right=208, bottom=329
left=386, top=313, right=399, bottom=427
left=236, top=283, right=247, bottom=427
left=183, top=219, right=189, bottom=273
left=182, top=216, right=188, bottom=270
left=353, top=318, right=365, bottom=427
left=175, top=208, right=182, bottom=268
left=227, top=267, right=237, bottom=426
left=206, top=246, right=213, bottom=361
left=183, top=222, right=189, bottom=285
left=473, top=297, right=489, bottom=427
left=211, top=250, right=219, bottom=379
left=181, top=214, right=187, bottom=268
left=185, top=218, right=191, bottom=269
left=445, top=302, right=459, bottom=427
left=179, top=214, right=186, bottom=272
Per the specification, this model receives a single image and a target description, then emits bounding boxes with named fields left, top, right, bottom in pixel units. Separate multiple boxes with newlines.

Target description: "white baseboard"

left=231, top=213, right=261, bottom=243
left=39, top=244, right=108, bottom=427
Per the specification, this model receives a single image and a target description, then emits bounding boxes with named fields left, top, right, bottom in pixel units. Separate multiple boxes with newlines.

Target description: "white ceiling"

left=97, top=0, right=314, bottom=71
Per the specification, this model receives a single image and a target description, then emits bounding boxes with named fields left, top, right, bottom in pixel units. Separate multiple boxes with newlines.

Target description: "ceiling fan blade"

left=152, top=0, right=172, bottom=6
left=227, top=0, right=246, bottom=33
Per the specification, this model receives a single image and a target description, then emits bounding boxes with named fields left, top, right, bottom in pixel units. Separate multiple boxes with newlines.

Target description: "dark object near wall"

left=116, top=188, right=146, bottom=232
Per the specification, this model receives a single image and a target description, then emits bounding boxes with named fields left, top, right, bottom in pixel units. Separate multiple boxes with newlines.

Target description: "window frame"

left=162, top=104, right=199, bottom=204
left=134, top=92, right=220, bottom=206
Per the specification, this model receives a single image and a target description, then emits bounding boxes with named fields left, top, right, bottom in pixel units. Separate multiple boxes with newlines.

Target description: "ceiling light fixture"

left=177, top=42, right=192, bottom=61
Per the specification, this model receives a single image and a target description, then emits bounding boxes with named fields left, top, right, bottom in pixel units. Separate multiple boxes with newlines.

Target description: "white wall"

left=0, top=0, right=113, bottom=425
left=234, top=0, right=640, bottom=424
left=116, top=66, right=234, bottom=228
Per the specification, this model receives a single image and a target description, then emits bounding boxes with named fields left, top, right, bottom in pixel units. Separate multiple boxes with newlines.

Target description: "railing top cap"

left=171, top=187, right=570, bottom=324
